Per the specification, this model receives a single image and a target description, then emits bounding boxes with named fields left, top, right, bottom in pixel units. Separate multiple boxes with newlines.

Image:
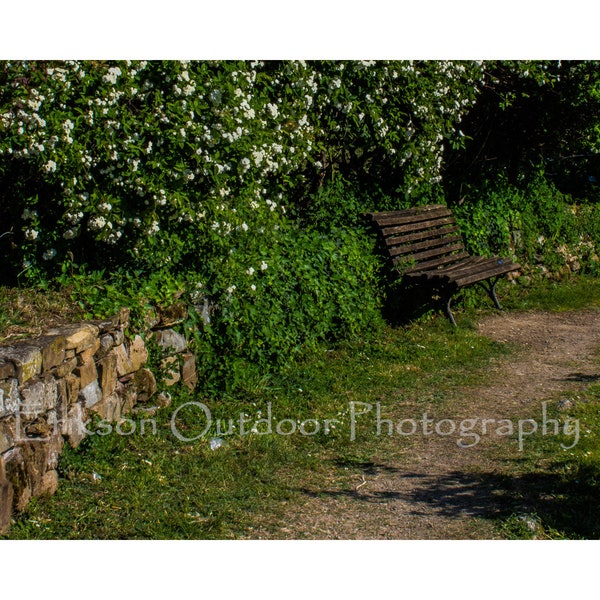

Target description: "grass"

left=3, top=312, right=509, bottom=539
left=493, top=384, right=600, bottom=540
left=2, top=273, right=600, bottom=539
left=499, top=273, right=600, bottom=312
left=0, top=284, right=84, bottom=343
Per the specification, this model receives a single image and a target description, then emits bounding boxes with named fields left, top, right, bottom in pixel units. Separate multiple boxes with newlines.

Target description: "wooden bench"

left=366, top=204, right=521, bottom=325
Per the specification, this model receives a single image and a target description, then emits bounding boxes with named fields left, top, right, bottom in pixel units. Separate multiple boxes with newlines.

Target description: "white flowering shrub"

left=3, top=59, right=600, bottom=384
left=0, top=60, right=485, bottom=278
left=7, top=59, right=564, bottom=385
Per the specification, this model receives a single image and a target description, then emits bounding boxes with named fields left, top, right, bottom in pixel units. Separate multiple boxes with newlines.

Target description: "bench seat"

left=366, top=204, right=521, bottom=325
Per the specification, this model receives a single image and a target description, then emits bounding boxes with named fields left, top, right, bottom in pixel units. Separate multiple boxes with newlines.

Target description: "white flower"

left=21, top=208, right=38, bottom=220
left=226, top=285, right=236, bottom=294
left=88, top=216, right=106, bottom=231
left=103, top=66, right=122, bottom=84
left=250, top=284, right=256, bottom=291
left=210, top=90, right=222, bottom=105
left=246, top=267, right=255, bottom=276
left=43, top=160, right=57, bottom=173
left=241, top=222, right=249, bottom=232
left=252, top=150, right=265, bottom=166
left=266, top=103, right=279, bottom=118
left=260, top=261, right=268, bottom=271
left=42, top=248, right=56, bottom=261
left=25, top=229, right=38, bottom=240
left=63, top=228, right=77, bottom=240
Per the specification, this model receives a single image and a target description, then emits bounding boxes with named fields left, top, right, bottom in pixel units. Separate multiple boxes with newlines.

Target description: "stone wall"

left=0, top=304, right=197, bottom=532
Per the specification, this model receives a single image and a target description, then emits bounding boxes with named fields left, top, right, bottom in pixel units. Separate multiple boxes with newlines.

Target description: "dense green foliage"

left=1, top=60, right=600, bottom=387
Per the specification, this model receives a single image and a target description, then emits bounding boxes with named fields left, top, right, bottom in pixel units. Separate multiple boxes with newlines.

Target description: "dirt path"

left=248, top=309, right=600, bottom=539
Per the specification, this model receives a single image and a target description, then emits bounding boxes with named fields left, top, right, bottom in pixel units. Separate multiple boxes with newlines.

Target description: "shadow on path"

left=298, top=460, right=600, bottom=538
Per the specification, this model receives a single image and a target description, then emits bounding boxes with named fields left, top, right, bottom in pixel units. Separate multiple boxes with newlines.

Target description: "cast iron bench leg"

left=476, top=277, right=503, bottom=311
left=444, top=292, right=457, bottom=327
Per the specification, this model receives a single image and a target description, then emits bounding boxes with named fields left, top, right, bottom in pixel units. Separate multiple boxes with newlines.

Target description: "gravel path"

left=247, top=309, right=600, bottom=539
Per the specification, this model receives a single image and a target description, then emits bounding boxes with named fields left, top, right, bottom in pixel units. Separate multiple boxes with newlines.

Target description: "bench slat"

left=389, top=235, right=464, bottom=258
left=367, top=205, right=447, bottom=221
left=385, top=224, right=461, bottom=247
left=382, top=216, right=456, bottom=237
left=395, top=242, right=465, bottom=266
left=400, top=251, right=471, bottom=273
left=453, top=261, right=522, bottom=287
left=371, top=206, right=453, bottom=227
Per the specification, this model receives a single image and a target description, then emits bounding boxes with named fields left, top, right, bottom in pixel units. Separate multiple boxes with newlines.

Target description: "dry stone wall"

left=0, top=304, right=198, bottom=532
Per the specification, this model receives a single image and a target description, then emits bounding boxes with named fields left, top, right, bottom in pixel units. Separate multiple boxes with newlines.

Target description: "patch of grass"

left=0, top=285, right=84, bottom=342
left=3, top=274, right=600, bottom=539
left=493, top=384, right=600, bottom=539
left=2, top=316, right=510, bottom=540
left=503, top=275, right=600, bottom=312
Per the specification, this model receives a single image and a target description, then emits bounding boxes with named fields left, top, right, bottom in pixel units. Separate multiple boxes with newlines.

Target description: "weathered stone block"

left=20, top=377, right=57, bottom=419
left=17, top=443, right=49, bottom=498
left=77, top=337, right=101, bottom=365
left=52, top=356, right=78, bottom=378
left=0, top=378, right=20, bottom=417
left=3, top=446, right=31, bottom=512
left=36, top=335, right=66, bottom=371
left=0, top=360, right=16, bottom=380
left=155, top=328, right=187, bottom=353
left=93, top=314, right=120, bottom=334
left=112, top=336, right=148, bottom=377
left=0, top=344, right=43, bottom=384
left=63, top=323, right=99, bottom=353
left=64, top=403, right=87, bottom=448
left=128, top=335, right=148, bottom=372
left=42, top=426, right=64, bottom=471
left=91, top=392, right=121, bottom=421
left=40, top=469, right=59, bottom=497
left=23, top=417, right=53, bottom=438
left=113, top=344, right=130, bottom=377
left=0, top=419, right=14, bottom=454
left=98, top=353, right=118, bottom=399
left=181, top=352, right=198, bottom=391
left=64, top=373, right=81, bottom=405
left=112, top=328, right=125, bottom=346
left=95, top=333, right=115, bottom=360
left=133, top=368, right=157, bottom=403
left=79, top=380, right=102, bottom=408
left=75, top=358, right=98, bottom=389
left=121, top=388, right=137, bottom=415
left=0, top=457, right=14, bottom=534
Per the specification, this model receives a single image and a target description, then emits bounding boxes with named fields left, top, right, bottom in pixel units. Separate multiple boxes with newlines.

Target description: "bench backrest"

left=366, top=204, right=470, bottom=274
